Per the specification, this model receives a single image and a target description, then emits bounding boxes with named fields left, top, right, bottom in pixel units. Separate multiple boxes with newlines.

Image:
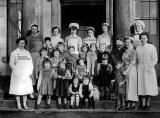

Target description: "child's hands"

left=62, top=76, right=65, bottom=79
left=89, top=94, right=92, bottom=98
left=80, top=94, right=83, bottom=98
left=123, top=71, right=127, bottom=75
left=111, top=80, right=115, bottom=85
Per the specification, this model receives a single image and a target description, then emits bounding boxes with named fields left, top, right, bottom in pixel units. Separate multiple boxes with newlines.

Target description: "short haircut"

left=124, top=37, right=133, bottom=44
left=139, top=32, right=149, bottom=40
left=52, top=26, right=61, bottom=33
left=16, top=37, right=27, bottom=45
left=57, top=42, right=65, bottom=47
left=44, top=37, right=51, bottom=42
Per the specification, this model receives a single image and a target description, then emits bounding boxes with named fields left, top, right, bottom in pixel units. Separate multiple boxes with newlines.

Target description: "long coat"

left=122, top=48, right=138, bottom=101
left=9, top=48, right=33, bottom=95
left=136, top=43, right=158, bottom=96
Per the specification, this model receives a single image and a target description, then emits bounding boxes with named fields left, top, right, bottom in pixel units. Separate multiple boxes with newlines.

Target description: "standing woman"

left=97, top=23, right=112, bottom=52
left=9, top=38, right=33, bottom=110
left=65, top=23, right=82, bottom=55
left=51, top=26, right=64, bottom=49
left=136, top=32, right=158, bottom=110
left=122, top=37, right=138, bottom=110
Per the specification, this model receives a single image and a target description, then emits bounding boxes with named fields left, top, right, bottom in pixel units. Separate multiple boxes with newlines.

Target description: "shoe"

left=144, top=105, right=150, bottom=111
left=130, top=106, right=136, bottom=110
left=63, top=104, right=68, bottom=109
left=35, top=104, right=40, bottom=110
left=23, top=106, right=29, bottom=110
left=57, top=104, right=62, bottom=110
left=17, top=105, right=22, bottom=111
left=140, top=106, right=146, bottom=110
left=75, top=106, right=79, bottom=109
left=44, top=104, right=51, bottom=109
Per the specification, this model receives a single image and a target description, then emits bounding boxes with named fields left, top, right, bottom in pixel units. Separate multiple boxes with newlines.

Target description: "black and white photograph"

left=0, top=0, right=159, bottom=118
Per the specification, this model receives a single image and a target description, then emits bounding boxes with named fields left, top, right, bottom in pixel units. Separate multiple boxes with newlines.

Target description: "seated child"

left=55, top=59, right=72, bottom=109
left=79, top=75, right=95, bottom=109
left=76, top=58, right=87, bottom=83
left=111, top=61, right=126, bottom=110
left=69, top=77, right=80, bottom=109
left=35, top=58, right=56, bottom=109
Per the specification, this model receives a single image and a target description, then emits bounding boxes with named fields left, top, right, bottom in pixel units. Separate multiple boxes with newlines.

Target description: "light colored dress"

left=9, top=48, right=33, bottom=95
left=136, top=43, right=158, bottom=96
left=65, top=34, right=82, bottom=54
left=122, top=48, right=138, bottom=101
left=97, top=33, right=112, bottom=50
left=83, top=36, right=97, bottom=47
left=51, top=34, right=64, bottom=49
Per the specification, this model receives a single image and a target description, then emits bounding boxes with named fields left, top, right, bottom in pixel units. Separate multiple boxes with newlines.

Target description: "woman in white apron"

left=65, top=23, right=82, bottom=55
left=9, top=38, right=33, bottom=110
left=136, top=32, right=158, bottom=110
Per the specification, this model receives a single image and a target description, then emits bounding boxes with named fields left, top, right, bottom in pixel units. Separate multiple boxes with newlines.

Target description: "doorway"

left=61, top=4, right=106, bottom=39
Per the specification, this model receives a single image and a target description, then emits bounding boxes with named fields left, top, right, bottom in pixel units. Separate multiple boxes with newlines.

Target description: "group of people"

left=9, top=20, right=158, bottom=111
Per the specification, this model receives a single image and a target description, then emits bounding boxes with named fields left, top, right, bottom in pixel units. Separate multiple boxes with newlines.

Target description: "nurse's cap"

left=102, top=23, right=109, bottom=27
left=69, top=23, right=79, bottom=29
left=134, top=20, right=145, bottom=29
left=87, top=27, right=95, bottom=32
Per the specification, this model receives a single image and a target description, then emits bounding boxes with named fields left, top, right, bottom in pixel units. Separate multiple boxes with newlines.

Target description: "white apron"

left=9, top=48, right=33, bottom=95
left=136, top=44, right=158, bottom=96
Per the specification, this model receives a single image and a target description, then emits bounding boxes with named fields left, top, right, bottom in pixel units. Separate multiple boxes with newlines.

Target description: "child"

left=55, top=59, right=72, bottom=109
left=65, top=46, right=79, bottom=76
left=69, top=78, right=80, bottom=109
left=35, top=47, right=48, bottom=82
left=57, top=42, right=67, bottom=59
left=79, top=43, right=89, bottom=64
left=97, top=52, right=113, bottom=100
left=35, top=58, right=56, bottom=109
left=86, top=43, right=97, bottom=80
left=50, top=49, right=62, bottom=68
left=111, top=61, right=126, bottom=110
left=79, top=75, right=95, bottom=109
left=44, top=37, right=54, bottom=58
left=75, top=58, right=87, bottom=83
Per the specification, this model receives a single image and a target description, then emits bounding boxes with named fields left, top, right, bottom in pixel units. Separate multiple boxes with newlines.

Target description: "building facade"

left=0, top=0, right=159, bottom=83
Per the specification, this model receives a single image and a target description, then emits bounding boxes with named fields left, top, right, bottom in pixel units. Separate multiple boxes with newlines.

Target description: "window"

left=8, top=0, right=23, bottom=52
left=134, top=0, right=159, bottom=55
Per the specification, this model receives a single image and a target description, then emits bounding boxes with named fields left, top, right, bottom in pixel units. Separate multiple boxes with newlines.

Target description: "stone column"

left=51, top=0, right=61, bottom=28
left=113, top=0, right=130, bottom=40
left=22, top=0, right=42, bottom=37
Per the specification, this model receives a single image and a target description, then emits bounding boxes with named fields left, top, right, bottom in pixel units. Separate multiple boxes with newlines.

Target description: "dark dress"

left=99, top=64, right=112, bottom=88
left=55, top=67, right=69, bottom=97
left=39, top=68, right=53, bottom=95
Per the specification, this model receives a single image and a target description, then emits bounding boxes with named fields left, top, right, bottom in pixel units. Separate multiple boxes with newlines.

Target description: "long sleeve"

left=86, top=53, right=90, bottom=70
left=79, top=84, right=83, bottom=97
left=78, top=38, right=82, bottom=52
left=151, top=45, right=158, bottom=66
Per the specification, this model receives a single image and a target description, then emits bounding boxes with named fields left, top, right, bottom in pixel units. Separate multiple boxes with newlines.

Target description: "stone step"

left=0, top=99, right=160, bottom=109
left=0, top=108, right=160, bottom=118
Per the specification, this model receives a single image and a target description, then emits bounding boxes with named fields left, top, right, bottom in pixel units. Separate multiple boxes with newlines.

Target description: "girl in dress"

left=69, top=78, right=80, bottom=109
left=36, top=58, right=56, bottom=109
left=86, top=43, right=98, bottom=81
left=97, top=52, right=113, bottom=100
left=79, top=43, right=89, bottom=64
left=55, top=59, right=72, bottom=109
left=66, top=46, right=79, bottom=76
left=76, top=58, right=87, bottom=83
